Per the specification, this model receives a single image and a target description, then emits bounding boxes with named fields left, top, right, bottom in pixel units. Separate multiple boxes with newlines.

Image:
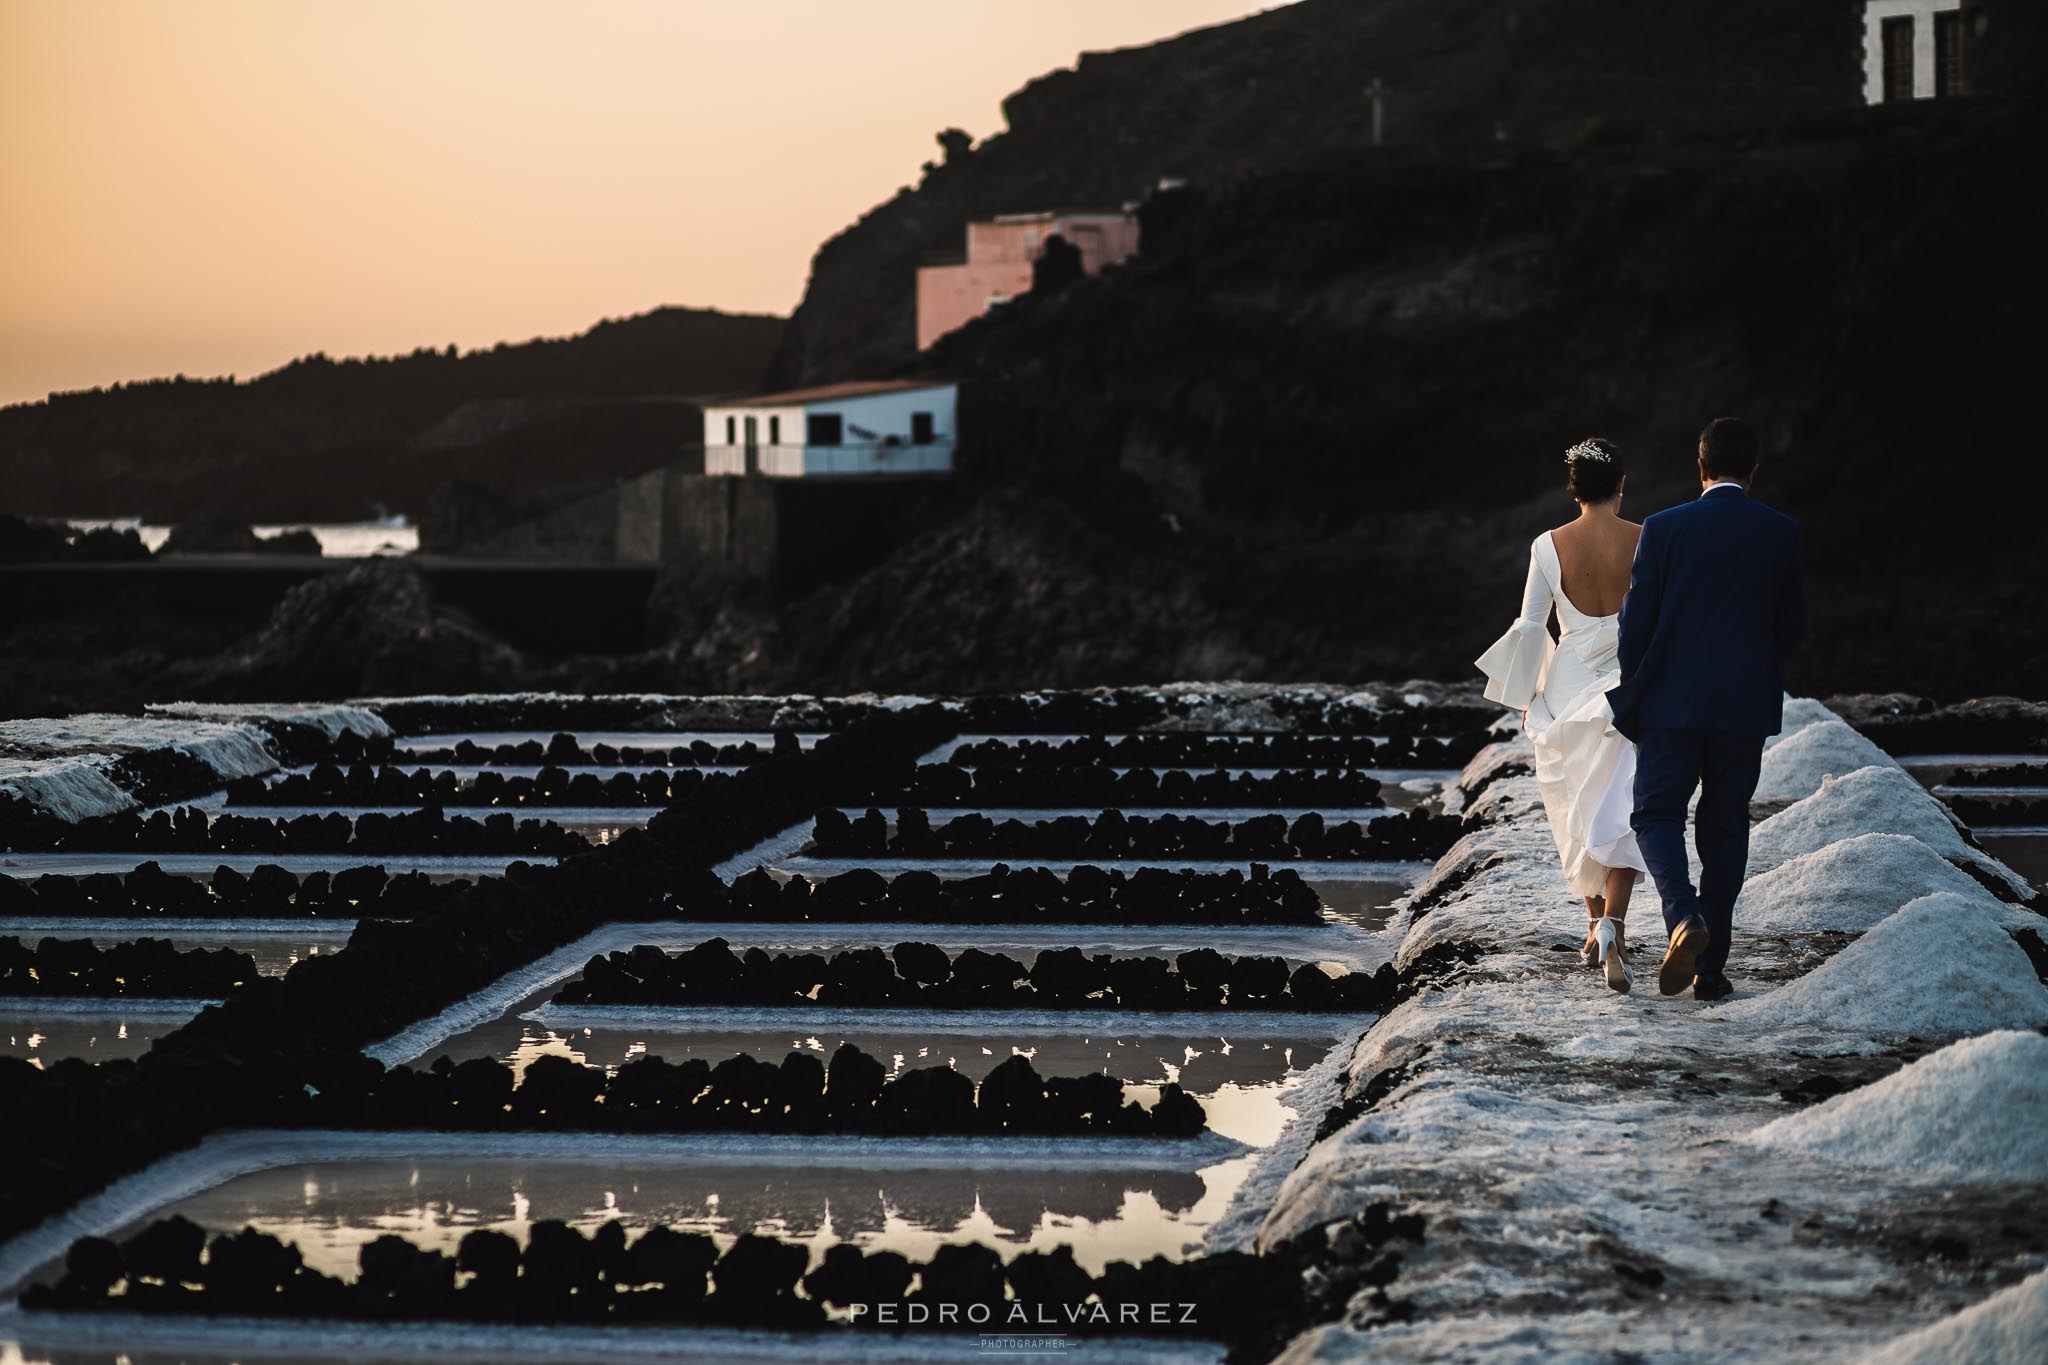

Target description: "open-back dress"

left=1476, top=530, right=1647, bottom=897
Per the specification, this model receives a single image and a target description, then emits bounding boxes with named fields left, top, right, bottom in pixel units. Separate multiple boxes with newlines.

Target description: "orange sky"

left=0, top=0, right=1284, bottom=406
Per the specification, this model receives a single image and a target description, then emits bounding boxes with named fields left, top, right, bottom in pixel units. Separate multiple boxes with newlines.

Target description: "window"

left=911, top=412, right=935, bottom=444
left=807, top=412, right=843, bottom=446
left=1882, top=15, right=1914, bottom=103
left=724, top=415, right=735, bottom=444
left=1935, top=10, right=1964, bottom=97
left=769, top=415, right=781, bottom=444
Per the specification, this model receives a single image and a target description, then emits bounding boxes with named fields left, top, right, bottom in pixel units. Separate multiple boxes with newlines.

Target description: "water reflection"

left=1, top=1007, right=197, bottom=1067
left=78, top=1154, right=1222, bottom=1285
left=427, top=1012, right=1333, bottom=1148
left=80, top=933, right=337, bottom=977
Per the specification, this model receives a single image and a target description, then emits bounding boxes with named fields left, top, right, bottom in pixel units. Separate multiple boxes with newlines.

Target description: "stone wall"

left=452, top=466, right=946, bottom=602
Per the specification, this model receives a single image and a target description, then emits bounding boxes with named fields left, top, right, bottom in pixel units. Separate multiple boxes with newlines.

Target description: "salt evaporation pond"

left=431, top=1008, right=1330, bottom=1148
left=3, top=1000, right=204, bottom=1066
left=2, top=926, right=348, bottom=1066
left=0, top=921, right=352, bottom=979
left=40, top=1135, right=1240, bottom=1292
left=0, top=923, right=344, bottom=1066
left=1975, top=830, right=2048, bottom=892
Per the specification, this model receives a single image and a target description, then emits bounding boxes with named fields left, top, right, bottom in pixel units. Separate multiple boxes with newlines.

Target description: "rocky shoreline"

left=1240, top=702, right=2048, bottom=1361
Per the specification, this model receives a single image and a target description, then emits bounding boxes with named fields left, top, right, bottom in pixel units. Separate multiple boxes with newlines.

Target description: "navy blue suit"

left=1609, top=484, right=1806, bottom=976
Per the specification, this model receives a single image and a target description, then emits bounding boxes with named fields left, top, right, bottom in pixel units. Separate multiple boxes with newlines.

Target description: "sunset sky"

left=0, top=1, right=1283, bottom=406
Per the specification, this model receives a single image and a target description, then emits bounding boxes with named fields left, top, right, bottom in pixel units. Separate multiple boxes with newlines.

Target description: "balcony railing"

left=705, top=441, right=954, bottom=478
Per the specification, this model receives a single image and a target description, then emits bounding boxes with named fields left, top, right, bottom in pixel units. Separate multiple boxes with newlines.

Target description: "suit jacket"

left=1609, top=484, right=1806, bottom=741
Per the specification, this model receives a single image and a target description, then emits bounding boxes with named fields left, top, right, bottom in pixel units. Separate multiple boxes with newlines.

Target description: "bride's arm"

left=1475, top=541, right=1553, bottom=710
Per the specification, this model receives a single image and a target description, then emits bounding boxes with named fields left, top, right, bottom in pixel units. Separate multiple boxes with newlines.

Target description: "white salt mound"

left=1764, top=697, right=1841, bottom=750
left=1750, top=1031, right=2048, bottom=1182
left=1716, top=893, right=2048, bottom=1035
left=1748, top=765, right=2029, bottom=897
left=1754, top=719, right=1900, bottom=805
left=0, top=757, right=138, bottom=821
left=1857, top=1266, right=2048, bottom=1365
left=146, top=701, right=393, bottom=741
left=1736, top=833, right=2006, bottom=933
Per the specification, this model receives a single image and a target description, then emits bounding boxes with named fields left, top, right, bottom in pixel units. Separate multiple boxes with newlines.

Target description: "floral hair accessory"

left=1565, top=440, right=1614, bottom=464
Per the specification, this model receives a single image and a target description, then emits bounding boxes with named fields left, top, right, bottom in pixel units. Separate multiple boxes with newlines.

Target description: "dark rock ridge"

left=912, top=762, right=1387, bottom=808
left=399, top=732, right=793, bottom=768
left=1945, top=762, right=2048, bottom=787
left=0, top=936, right=259, bottom=998
left=1829, top=694, right=2048, bottom=758
left=949, top=731, right=1482, bottom=768
left=140, top=1044, right=1208, bottom=1139
left=0, top=864, right=469, bottom=921
left=809, top=805, right=1463, bottom=862
left=229, top=764, right=727, bottom=809
left=8, top=805, right=589, bottom=859
left=717, top=863, right=1325, bottom=927
left=556, top=937, right=1400, bottom=1014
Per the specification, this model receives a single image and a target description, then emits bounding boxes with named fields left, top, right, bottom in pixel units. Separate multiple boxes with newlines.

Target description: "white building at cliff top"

left=702, top=379, right=957, bottom=478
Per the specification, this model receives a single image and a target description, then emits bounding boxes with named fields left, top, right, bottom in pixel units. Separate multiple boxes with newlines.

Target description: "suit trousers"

left=1630, top=726, right=1764, bottom=978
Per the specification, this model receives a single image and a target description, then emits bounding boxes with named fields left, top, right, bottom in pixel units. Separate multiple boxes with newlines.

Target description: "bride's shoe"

left=1595, top=918, right=1632, bottom=994
left=1580, top=919, right=1602, bottom=969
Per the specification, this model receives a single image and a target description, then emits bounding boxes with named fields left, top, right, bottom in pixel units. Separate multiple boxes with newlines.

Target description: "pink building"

left=916, top=210, right=1141, bottom=350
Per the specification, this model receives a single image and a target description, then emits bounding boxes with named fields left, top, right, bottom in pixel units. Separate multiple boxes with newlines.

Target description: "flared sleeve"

left=1475, top=538, right=1555, bottom=710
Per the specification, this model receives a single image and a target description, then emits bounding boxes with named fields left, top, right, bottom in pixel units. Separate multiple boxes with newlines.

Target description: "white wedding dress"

left=1476, top=531, right=1646, bottom=898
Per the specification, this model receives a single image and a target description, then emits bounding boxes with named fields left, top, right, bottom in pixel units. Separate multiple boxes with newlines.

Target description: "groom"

left=1608, top=417, right=1807, bottom=1000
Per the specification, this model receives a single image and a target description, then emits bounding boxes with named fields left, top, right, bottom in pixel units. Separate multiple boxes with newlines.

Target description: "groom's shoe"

left=1658, top=915, right=1708, bottom=997
left=1694, top=971, right=1734, bottom=1003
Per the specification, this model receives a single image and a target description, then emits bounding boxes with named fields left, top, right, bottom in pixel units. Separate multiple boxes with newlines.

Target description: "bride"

left=1476, top=438, right=1648, bottom=992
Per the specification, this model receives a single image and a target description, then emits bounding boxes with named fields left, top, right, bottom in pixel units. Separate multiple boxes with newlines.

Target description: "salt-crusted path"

left=1257, top=703, right=2048, bottom=1363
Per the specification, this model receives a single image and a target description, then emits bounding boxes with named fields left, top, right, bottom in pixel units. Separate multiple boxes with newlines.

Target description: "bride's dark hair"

left=1565, top=438, right=1625, bottom=503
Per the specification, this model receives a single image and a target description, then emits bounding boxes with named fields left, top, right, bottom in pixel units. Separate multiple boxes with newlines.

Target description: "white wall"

left=701, top=403, right=805, bottom=451
left=805, top=386, right=956, bottom=447
left=1862, top=0, right=1963, bottom=104
left=702, top=385, right=957, bottom=477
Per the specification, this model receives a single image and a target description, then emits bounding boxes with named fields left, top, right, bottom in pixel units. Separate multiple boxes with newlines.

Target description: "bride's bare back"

left=1550, top=516, right=1641, bottom=617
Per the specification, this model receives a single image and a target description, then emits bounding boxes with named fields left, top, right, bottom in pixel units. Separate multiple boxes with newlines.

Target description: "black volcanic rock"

left=159, top=519, right=267, bottom=556
left=193, top=559, right=527, bottom=699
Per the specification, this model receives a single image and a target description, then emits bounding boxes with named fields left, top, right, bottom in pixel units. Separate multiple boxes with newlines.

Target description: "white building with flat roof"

left=702, top=379, right=957, bottom=478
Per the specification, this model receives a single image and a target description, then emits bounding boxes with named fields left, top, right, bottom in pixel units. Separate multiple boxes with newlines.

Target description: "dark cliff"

left=692, top=94, right=2045, bottom=701
left=768, top=0, right=1858, bottom=388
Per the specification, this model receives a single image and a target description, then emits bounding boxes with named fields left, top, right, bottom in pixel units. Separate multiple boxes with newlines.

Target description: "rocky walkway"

left=1254, top=702, right=2048, bottom=1363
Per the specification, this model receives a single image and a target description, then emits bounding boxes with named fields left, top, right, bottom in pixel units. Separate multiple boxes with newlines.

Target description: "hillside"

left=0, top=307, right=784, bottom=523
left=696, top=95, right=2047, bottom=701
left=767, top=0, right=1857, bottom=387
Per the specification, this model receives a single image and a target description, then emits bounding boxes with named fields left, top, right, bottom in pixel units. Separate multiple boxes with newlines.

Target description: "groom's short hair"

left=1699, top=417, right=1759, bottom=480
